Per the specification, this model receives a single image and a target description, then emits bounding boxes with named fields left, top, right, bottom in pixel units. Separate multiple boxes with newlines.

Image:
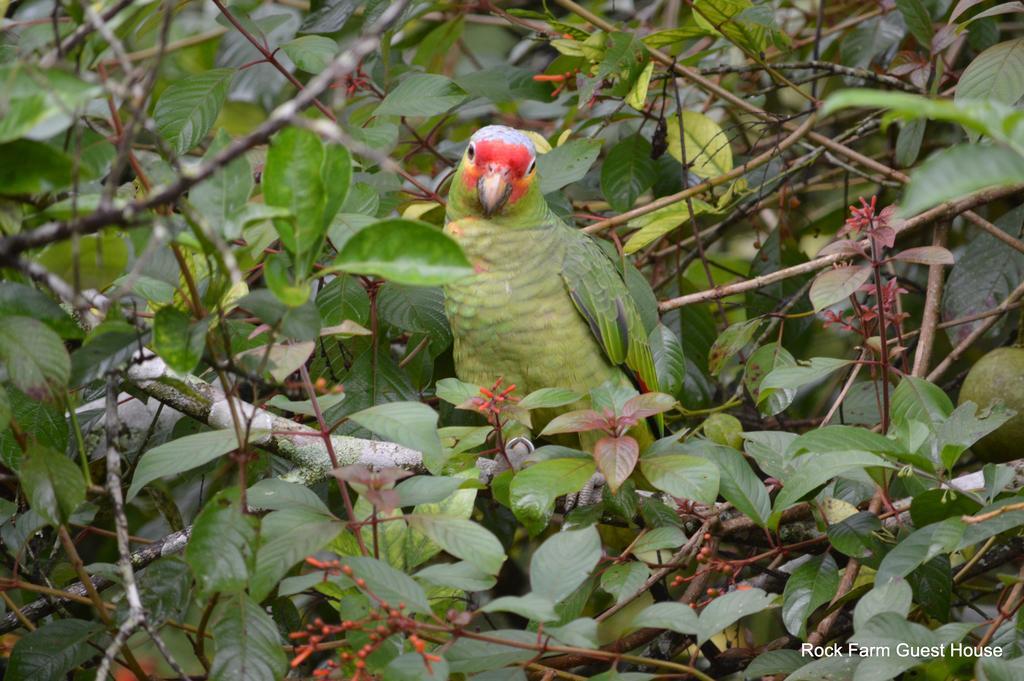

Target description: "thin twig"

left=911, top=224, right=949, bottom=377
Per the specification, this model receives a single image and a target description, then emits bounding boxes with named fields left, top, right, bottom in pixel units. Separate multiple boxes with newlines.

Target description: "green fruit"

left=704, top=413, right=744, bottom=450
left=957, top=346, right=1024, bottom=463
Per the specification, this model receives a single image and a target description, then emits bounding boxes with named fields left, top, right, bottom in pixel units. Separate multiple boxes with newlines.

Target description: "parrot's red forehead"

left=473, top=139, right=534, bottom=177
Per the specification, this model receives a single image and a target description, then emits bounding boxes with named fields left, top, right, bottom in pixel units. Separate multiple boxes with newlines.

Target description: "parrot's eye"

left=527, top=158, right=536, bottom=175
left=467, top=143, right=476, bottom=162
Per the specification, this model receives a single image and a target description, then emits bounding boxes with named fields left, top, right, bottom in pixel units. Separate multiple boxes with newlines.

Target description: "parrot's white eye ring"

left=527, top=158, right=536, bottom=174
left=467, top=143, right=476, bottom=162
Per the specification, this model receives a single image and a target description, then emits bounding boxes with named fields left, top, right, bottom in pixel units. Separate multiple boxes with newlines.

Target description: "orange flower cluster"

left=471, top=377, right=518, bottom=417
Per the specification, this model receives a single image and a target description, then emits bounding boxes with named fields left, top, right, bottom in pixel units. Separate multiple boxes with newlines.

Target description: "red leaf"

left=594, top=436, right=639, bottom=493
left=541, top=409, right=608, bottom=435
left=622, top=392, right=677, bottom=419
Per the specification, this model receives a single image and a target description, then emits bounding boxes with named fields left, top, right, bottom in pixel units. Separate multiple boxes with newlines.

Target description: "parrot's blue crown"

left=470, top=125, right=536, bottom=156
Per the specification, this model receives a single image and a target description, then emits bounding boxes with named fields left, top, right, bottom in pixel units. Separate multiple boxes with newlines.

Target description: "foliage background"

left=1, top=0, right=1024, bottom=679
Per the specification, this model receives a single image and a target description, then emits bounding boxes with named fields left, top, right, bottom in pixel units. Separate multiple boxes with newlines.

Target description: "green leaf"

left=601, top=134, right=656, bottom=212
left=632, top=526, right=687, bottom=554
left=348, top=401, right=443, bottom=465
left=0, top=315, right=70, bottom=401
left=190, top=129, right=253, bottom=239
left=745, top=650, right=806, bottom=678
left=19, top=443, right=84, bottom=526
left=760, top=357, right=852, bottom=393
left=247, top=478, right=330, bottom=514
left=850, top=613, right=974, bottom=680
left=643, top=22, right=710, bottom=48
left=891, top=376, right=954, bottom=426
left=518, top=387, right=582, bottom=410
left=707, top=443, right=770, bottom=526
left=69, top=322, right=141, bottom=388
left=333, top=219, right=473, bottom=285
left=128, top=429, right=261, bottom=501
left=455, top=66, right=551, bottom=103
left=394, top=475, right=464, bottom=507
left=640, top=454, right=720, bottom=505
left=250, top=508, right=341, bottom=602
left=622, top=199, right=713, bottom=254
left=650, top=323, right=686, bottom=397
left=666, top=111, right=733, bottom=178
left=771, top=451, right=890, bottom=518
left=282, top=35, right=337, bottom=72
left=942, top=203, right=1024, bottom=346
left=341, top=556, right=432, bottom=614
left=959, top=497, right=1024, bottom=548
left=36, top=231, right=129, bottom=292
left=446, top=629, right=538, bottom=673
left=186, top=487, right=258, bottom=596
left=155, top=68, right=234, bottom=154
left=853, top=579, right=912, bottom=632
left=385, top=652, right=450, bottom=681
left=538, top=138, right=603, bottom=194
left=264, top=126, right=329, bottom=274
left=787, top=656, right=861, bottom=681
left=548, top=617, right=599, bottom=648
left=0, top=94, right=48, bottom=144
left=632, top=601, right=700, bottom=635
left=789, top=426, right=899, bottom=456
left=895, top=0, right=934, bottom=48
left=601, top=562, right=651, bottom=604
left=693, top=587, right=776, bottom=645
left=209, top=594, right=288, bottom=681
left=900, top=144, right=1024, bottom=217
left=809, top=265, right=873, bottom=311
left=0, top=282, right=81, bottom=339
left=876, top=518, right=965, bottom=583
left=745, top=343, right=797, bottom=416
left=265, top=392, right=345, bottom=417
left=0, top=386, right=9, bottom=433
left=0, top=387, right=67, bottom=472
left=153, top=306, right=207, bottom=374
left=4, top=619, right=105, bottom=681
left=375, top=73, right=468, bottom=117
left=322, top=143, right=352, bottom=234
left=0, top=140, right=76, bottom=193
left=781, top=553, right=839, bottom=637
left=827, top=511, right=883, bottom=559
left=891, top=245, right=955, bottom=266
left=299, top=0, right=358, bottom=33
left=126, top=557, right=190, bottom=626
left=377, top=283, right=451, bottom=352
left=895, top=119, right=926, bottom=167
left=0, top=66, right=100, bottom=143
left=955, top=39, right=1024, bottom=107
left=510, top=458, right=596, bottom=535
left=708, top=318, right=763, bottom=376
left=979, top=658, right=1024, bottom=681
left=406, top=514, right=505, bottom=575
left=482, top=593, right=558, bottom=622
left=531, top=525, right=602, bottom=604
left=415, top=560, right=496, bottom=591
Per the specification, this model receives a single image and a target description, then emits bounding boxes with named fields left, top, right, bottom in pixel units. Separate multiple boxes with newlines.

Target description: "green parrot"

left=443, top=125, right=660, bottom=449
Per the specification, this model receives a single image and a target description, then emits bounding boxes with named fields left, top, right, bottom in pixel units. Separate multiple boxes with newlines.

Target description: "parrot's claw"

left=564, top=472, right=606, bottom=512
left=490, top=436, right=535, bottom=476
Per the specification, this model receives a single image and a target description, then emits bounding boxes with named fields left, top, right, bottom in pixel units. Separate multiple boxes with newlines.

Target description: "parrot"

left=443, top=125, right=661, bottom=451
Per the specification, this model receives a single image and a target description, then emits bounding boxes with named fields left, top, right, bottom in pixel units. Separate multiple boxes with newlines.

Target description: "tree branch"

left=125, top=353, right=424, bottom=485
left=0, top=0, right=410, bottom=260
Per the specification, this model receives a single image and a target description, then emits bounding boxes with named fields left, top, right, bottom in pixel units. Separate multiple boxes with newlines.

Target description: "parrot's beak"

left=477, top=167, right=512, bottom=217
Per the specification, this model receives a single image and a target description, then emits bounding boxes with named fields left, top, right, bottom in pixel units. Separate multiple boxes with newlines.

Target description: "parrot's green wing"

left=560, top=227, right=660, bottom=395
